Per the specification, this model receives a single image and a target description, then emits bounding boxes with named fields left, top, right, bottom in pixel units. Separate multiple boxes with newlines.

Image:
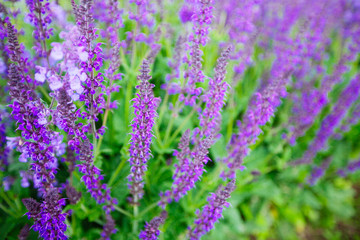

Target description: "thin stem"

left=113, top=205, right=133, bottom=218
left=165, top=108, right=196, bottom=148
left=108, top=157, right=127, bottom=186
left=0, top=203, right=18, bottom=217
left=157, top=93, right=169, bottom=127
left=133, top=196, right=139, bottom=234
left=162, top=115, right=175, bottom=146
left=38, top=86, right=52, bottom=102
left=0, top=191, right=18, bottom=211
left=137, top=202, right=159, bottom=218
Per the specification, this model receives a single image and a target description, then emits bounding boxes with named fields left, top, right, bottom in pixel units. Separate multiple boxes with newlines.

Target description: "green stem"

left=165, top=108, right=196, bottom=148
left=133, top=197, right=139, bottom=234
left=162, top=116, right=175, bottom=146
left=0, top=203, right=17, bottom=217
left=157, top=93, right=169, bottom=127
left=38, top=86, right=52, bottom=103
left=108, top=157, right=127, bottom=186
left=113, top=205, right=133, bottom=218
left=154, top=123, right=163, bottom=148
left=137, top=202, right=159, bottom=218
left=0, top=191, right=18, bottom=211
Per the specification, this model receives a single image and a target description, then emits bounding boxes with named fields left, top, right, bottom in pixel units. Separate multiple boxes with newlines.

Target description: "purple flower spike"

left=179, top=5, right=193, bottom=23
left=337, top=158, right=360, bottom=177
left=307, top=157, right=332, bottom=186
left=161, top=134, right=213, bottom=206
left=292, top=74, right=360, bottom=166
left=18, top=224, right=30, bottom=240
left=0, top=108, right=10, bottom=171
left=128, top=59, right=160, bottom=204
left=23, top=190, right=68, bottom=240
left=139, top=211, right=167, bottom=240
left=26, top=0, right=53, bottom=58
left=188, top=180, right=236, bottom=240
left=65, top=185, right=82, bottom=205
left=200, top=47, right=231, bottom=137
left=222, top=71, right=292, bottom=179
left=101, top=214, right=117, bottom=240
left=181, top=0, right=215, bottom=106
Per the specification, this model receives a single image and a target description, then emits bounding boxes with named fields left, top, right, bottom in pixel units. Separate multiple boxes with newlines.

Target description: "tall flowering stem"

left=128, top=59, right=160, bottom=204
left=334, top=103, right=360, bottom=138
left=221, top=70, right=291, bottom=179
left=5, top=18, right=67, bottom=238
left=180, top=0, right=214, bottom=106
left=287, top=0, right=360, bottom=144
left=26, top=0, right=53, bottom=58
left=56, top=87, right=117, bottom=238
left=199, top=46, right=231, bottom=137
left=23, top=190, right=67, bottom=240
left=188, top=180, right=236, bottom=240
left=160, top=47, right=231, bottom=207
left=72, top=0, right=105, bottom=140
left=0, top=108, right=10, bottom=171
left=139, top=211, right=167, bottom=240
